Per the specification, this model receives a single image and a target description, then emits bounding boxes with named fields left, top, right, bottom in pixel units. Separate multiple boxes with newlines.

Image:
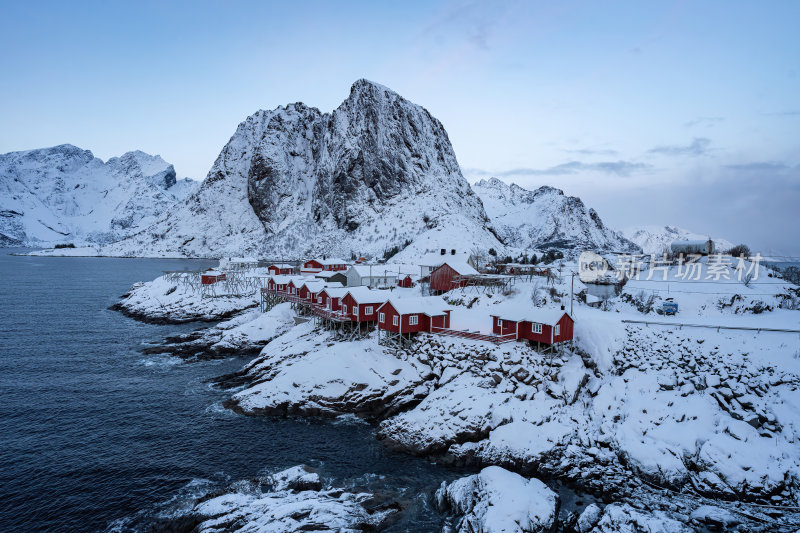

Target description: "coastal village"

left=111, top=238, right=800, bottom=530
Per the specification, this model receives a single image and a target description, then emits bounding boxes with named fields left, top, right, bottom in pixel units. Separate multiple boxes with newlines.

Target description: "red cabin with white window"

left=490, top=309, right=574, bottom=345
left=429, top=261, right=479, bottom=293
left=340, top=287, right=391, bottom=322
left=201, top=271, right=226, bottom=285
left=298, top=281, right=326, bottom=302
left=376, top=297, right=451, bottom=334
left=268, top=264, right=294, bottom=275
left=302, top=258, right=348, bottom=274
left=316, top=287, right=349, bottom=311
left=267, top=275, right=292, bottom=294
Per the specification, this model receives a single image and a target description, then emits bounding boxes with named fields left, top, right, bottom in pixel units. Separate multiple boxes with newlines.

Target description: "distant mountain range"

left=1, top=81, right=740, bottom=259
left=0, top=144, right=196, bottom=246
left=472, top=177, right=639, bottom=254
left=621, top=225, right=734, bottom=255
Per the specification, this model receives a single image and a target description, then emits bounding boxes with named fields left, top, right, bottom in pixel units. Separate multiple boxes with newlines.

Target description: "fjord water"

left=0, top=250, right=456, bottom=531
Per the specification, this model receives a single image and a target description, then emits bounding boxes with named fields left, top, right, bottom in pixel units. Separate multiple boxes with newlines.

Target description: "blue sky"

left=1, top=1, right=798, bottom=254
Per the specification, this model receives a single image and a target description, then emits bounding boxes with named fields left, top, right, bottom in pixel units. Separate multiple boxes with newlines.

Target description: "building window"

left=318, top=296, right=322, bottom=304
left=532, top=322, right=543, bottom=334
left=409, top=315, right=418, bottom=325
left=379, top=312, right=385, bottom=323
left=353, top=306, right=359, bottom=315
left=364, top=306, right=373, bottom=315
left=393, top=315, right=399, bottom=326
left=343, top=304, right=348, bottom=314
left=554, top=324, right=560, bottom=336
left=498, top=319, right=503, bottom=328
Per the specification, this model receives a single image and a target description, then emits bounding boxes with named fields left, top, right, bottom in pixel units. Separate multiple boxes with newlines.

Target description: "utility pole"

left=570, top=271, right=575, bottom=316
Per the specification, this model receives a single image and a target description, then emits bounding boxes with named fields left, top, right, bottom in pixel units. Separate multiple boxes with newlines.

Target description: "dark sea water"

left=0, top=249, right=463, bottom=532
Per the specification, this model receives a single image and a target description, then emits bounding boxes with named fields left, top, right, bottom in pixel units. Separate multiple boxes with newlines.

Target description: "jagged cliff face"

left=105, top=80, right=500, bottom=258
left=473, top=177, right=639, bottom=253
left=0, top=144, right=196, bottom=246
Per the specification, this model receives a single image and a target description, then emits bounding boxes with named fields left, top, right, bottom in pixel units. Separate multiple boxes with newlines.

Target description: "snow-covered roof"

left=268, top=275, right=293, bottom=284
left=671, top=239, right=709, bottom=246
left=378, top=296, right=451, bottom=317
left=344, top=287, right=392, bottom=304
left=269, top=263, right=294, bottom=269
left=439, top=260, right=479, bottom=276
left=490, top=306, right=571, bottom=326
left=348, top=265, right=400, bottom=277
left=419, top=252, right=472, bottom=267
left=230, top=256, right=259, bottom=263
left=319, top=286, right=350, bottom=298
left=300, top=280, right=327, bottom=292
left=314, top=271, right=345, bottom=279
left=318, top=258, right=348, bottom=265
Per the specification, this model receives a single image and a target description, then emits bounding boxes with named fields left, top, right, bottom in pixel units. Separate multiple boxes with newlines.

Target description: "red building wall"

left=268, top=266, right=293, bottom=275
left=398, top=275, right=414, bottom=288
left=304, top=260, right=323, bottom=271
left=341, top=293, right=384, bottom=322
left=492, top=316, right=519, bottom=337
left=430, top=264, right=467, bottom=293
left=377, top=303, right=450, bottom=333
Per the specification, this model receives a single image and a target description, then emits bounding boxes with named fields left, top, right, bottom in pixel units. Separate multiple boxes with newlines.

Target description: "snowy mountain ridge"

left=0, top=144, right=197, bottom=246
left=622, top=225, right=735, bottom=255
left=103, top=79, right=502, bottom=259
left=472, top=177, right=639, bottom=253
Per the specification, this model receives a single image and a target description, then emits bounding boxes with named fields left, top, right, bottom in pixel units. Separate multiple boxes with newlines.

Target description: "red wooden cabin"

left=429, top=261, right=479, bottom=293
left=341, top=287, right=391, bottom=323
left=267, top=275, right=292, bottom=294
left=302, top=258, right=348, bottom=274
left=490, top=308, right=574, bottom=345
left=398, top=274, right=415, bottom=288
left=298, top=281, right=326, bottom=302
left=201, top=271, right=226, bottom=285
left=316, top=287, right=349, bottom=311
left=377, top=297, right=451, bottom=335
left=268, top=264, right=294, bottom=275
left=302, top=259, right=324, bottom=273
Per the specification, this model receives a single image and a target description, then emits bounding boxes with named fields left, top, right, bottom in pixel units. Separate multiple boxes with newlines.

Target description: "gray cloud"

left=764, top=110, right=800, bottom=117
left=647, top=137, right=711, bottom=157
left=466, top=160, right=652, bottom=178
left=684, top=116, right=724, bottom=128
left=563, top=148, right=620, bottom=156
left=725, top=161, right=790, bottom=172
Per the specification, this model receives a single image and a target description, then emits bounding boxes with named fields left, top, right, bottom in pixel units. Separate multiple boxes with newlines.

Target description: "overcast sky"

left=1, top=1, right=798, bottom=255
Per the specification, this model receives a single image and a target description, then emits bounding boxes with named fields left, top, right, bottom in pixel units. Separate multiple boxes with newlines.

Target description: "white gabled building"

left=346, top=265, right=400, bottom=288
left=418, top=250, right=477, bottom=278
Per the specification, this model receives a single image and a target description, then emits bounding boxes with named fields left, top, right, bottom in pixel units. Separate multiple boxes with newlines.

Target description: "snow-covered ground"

left=119, top=261, right=800, bottom=530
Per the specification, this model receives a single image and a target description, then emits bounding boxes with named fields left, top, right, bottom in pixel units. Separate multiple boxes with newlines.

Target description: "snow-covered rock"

left=472, top=177, right=638, bottom=253
left=592, top=503, right=692, bottom=532
left=103, top=79, right=502, bottom=259
left=112, top=274, right=258, bottom=323
left=188, top=465, right=397, bottom=532
left=227, top=325, right=431, bottom=418
left=0, top=144, right=196, bottom=247
left=621, top=225, right=734, bottom=256
left=435, top=466, right=559, bottom=533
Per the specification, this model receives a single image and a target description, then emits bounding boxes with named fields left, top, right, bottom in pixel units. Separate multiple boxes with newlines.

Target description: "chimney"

left=440, top=248, right=446, bottom=255
left=560, top=305, right=565, bottom=310
left=451, top=249, right=456, bottom=255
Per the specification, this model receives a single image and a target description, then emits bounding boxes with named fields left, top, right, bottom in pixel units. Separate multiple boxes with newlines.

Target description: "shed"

left=429, top=261, right=480, bottom=293
left=346, top=265, right=400, bottom=288
left=490, top=308, right=574, bottom=345
left=376, top=296, right=451, bottom=335
left=267, top=275, right=293, bottom=293
left=298, top=281, right=327, bottom=302
left=201, top=271, right=226, bottom=285
left=314, top=271, right=347, bottom=285
left=341, top=287, right=392, bottom=322
left=398, top=274, right=415, bottom=288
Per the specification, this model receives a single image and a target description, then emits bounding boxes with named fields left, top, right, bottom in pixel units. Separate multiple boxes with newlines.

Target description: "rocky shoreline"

left=117, top=285, right=800, bottom=531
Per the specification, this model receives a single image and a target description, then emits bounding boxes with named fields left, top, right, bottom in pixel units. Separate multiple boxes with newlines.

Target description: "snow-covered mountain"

left=103, top=79, right=501, bottom=259
left=0, top=144, right=197, bottom=246
left=622, top=225, right=734, bottom=255
left=472, top=177, right=639, bottom=253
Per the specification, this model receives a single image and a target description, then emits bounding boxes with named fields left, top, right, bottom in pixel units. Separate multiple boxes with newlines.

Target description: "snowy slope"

left=622, top=225, right=735, bottom=255
left=0, top=144, right=197, bottom=246
left=103, top=79, right=502, bottom=259
left=472, top=177, right=639, bottom=253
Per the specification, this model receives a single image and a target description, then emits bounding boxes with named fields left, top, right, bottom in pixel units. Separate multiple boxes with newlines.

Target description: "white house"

left=346, top=265, right=400, bottom=288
